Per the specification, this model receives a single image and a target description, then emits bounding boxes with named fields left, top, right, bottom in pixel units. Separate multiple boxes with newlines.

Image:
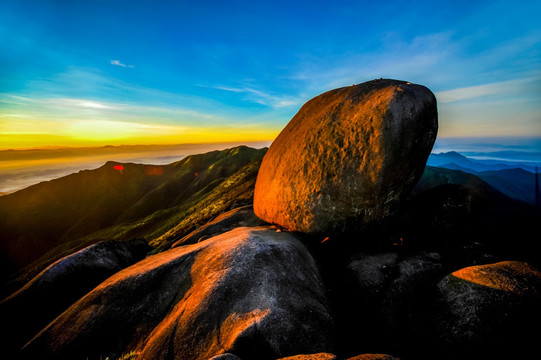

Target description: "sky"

left=1, top=0, right=540, bottom=150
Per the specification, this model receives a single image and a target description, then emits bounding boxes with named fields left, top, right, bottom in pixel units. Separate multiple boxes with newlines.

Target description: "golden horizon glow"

left=0, top=118, right=280, bottom=150
left=0, top=132, right=279, bottom=150
left=0, top=95, right=282, bottom=150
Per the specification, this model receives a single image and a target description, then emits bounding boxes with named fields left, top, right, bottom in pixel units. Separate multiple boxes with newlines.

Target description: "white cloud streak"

left=110, top=60, right=134, bottom=68
left=436, top=75, right=541, bottom=103
left=209, top=85, right=302, bottom=108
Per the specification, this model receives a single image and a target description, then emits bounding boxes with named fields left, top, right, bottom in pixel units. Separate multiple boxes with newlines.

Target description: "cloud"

left=0, top=92, right=242, bottom=131
left=208, top=85, right=302, bottom=108
left=436, top=81, right=514, bottom=103
left=284, top=30, right=541, bottom=100
left=110, top=60, right=134, bottom=68
left=436, top=75, right=541, bottom=103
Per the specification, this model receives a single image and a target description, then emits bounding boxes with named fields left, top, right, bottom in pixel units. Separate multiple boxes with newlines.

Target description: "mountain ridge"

left=427, top=152, right=539, bottom=205
left=0, top=145, right=267, bottom=293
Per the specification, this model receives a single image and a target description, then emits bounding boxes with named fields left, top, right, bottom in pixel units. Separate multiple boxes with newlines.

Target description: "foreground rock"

left=22, top=227, right=334, bottom=360
left=1, top=239, right=149, bottom=357
left=171, top=205, right=266, bottom=248
left=254, top=79, right=437, bottom=234
left=337, top=251, right=444, bottom=355
left=437, top=261, right=541, bottom=359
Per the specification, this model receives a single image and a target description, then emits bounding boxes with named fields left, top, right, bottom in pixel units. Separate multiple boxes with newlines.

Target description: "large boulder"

left=21, top=227, right=334, bottom=360
left=254, top=79, right=437, bottom=234
left=0, top=239, right=149, bottom=357
left=436, top=261, right=541, bottom=359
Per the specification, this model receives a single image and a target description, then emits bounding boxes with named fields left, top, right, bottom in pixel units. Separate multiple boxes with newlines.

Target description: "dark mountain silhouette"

left=432, top=165, right=537, bottom=206
left=428, top=152, right=539, bottom=205
left=476, top=168, right=537, bottom=205
left=427, top=151, right=478, bottom=169
left=0, top=145, right=266, bottom=293
left=402, top=166, right=540, bottom=264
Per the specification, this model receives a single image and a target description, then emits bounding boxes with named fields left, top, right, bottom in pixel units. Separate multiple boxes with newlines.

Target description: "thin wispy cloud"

left=436, top=75, right=541, bottom=103
left=0, top=94, right=225, bottom=124
left=281, top=31, right=459, bottom=99
left=110, top=60, right=134, bottom=68
left=207, top=85, right=302, bottom=108
left=438, top=79, right=522, bottom=103
left=285, top=31, right=540, bottom=98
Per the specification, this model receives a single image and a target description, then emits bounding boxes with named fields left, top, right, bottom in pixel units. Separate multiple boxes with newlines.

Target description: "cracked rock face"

left=254, top=79, right=438, bottom=235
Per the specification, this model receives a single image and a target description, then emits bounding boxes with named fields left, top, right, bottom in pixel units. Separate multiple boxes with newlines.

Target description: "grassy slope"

left=0, top=146, right=267, bottom=293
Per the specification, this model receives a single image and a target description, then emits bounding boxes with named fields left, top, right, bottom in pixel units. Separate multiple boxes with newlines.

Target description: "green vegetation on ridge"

left=0, top=146, right=267, bottom=293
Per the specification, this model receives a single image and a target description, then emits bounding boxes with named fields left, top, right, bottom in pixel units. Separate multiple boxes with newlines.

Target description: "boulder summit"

left=254, top=79, right=438, bottom=234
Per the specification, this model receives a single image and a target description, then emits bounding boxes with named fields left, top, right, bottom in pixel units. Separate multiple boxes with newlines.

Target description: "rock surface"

left=347, top=355, right=397, bottom=360
left=337, top=251, right=444, bottom=355
left=254, top=79, right=437, bottom=234
left=171, top=205, right=266, bottom=248
left=208, top=354, right=243, bottom=360
left=22, top=227, right=334, bottom=360
left=276, top=353, right=338, bottom=360
left=0, top=239, right=149, bottom=357
left=436, top=261, right=541, bottom=359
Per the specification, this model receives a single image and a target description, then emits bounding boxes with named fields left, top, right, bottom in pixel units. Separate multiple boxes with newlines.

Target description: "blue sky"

left=1, top=0, right=540, bottom=149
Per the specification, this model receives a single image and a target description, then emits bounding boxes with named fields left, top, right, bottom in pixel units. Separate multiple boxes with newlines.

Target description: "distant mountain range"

left=427, top=151, right=539, bottom=205
left=461, top=150, right=541, bottom=163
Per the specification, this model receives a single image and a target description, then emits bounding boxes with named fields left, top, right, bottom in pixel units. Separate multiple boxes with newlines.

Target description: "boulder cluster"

left=3, top=79, right=540, bottom=360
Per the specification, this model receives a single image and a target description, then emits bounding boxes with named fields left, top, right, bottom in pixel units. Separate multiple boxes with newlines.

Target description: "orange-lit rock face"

left=450, top=261, right=541, bottom=295
left=22, top=227, right=334, bottom=360
left=437, top=261, right=541, bottom=358
left=254, top=79, right=438, bottom=234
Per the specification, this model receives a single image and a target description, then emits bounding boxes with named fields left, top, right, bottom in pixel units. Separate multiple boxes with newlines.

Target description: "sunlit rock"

left=254, top=79, right=437, bottom=234
left=347, top=355, right=398, bottom=360
left=436, top=261, right=541, bottom=359
left=276, top=353, right=338, bottom=360
left=22, top=227, right=334, bottom=360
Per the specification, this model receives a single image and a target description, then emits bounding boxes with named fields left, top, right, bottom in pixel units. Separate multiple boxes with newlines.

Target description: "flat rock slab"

left=254, top=79, right=437, bottom=235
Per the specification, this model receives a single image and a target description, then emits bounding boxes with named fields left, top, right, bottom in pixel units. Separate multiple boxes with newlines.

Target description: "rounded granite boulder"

left=254, top=79, right=437, bottom=234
